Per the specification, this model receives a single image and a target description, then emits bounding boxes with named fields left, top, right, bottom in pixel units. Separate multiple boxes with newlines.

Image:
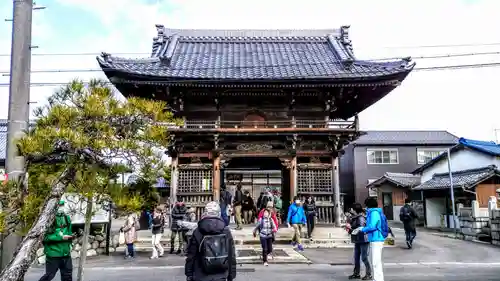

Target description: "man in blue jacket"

left=286, top=196, right=306, bottom=251
left=352, top=197, right=386, bottom=281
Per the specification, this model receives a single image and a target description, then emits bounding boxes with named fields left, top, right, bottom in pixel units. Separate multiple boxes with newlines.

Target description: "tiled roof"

left=412, top=137, right=500, bottom=174
left=413, top=165, right=499, bottom=191
left=353, top=130, right=459, bottom=146
left=367, top=172, right=421, bottom=188
left=97, top=25, right=414, bottom=81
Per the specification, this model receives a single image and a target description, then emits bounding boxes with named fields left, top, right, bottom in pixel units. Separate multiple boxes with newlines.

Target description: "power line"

left=1, top=50, right=500, bottom=75
left=0, top=61, right=499, bottom=88
left=2, top=41, right=500, bottom=58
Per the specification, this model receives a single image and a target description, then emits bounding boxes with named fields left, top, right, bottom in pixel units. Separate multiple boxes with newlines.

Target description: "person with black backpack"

left=352, top=197, right=390, bottom=281
left=400, top=198, right=418, bottom=249
left=185, top=201, right=237, bottom=281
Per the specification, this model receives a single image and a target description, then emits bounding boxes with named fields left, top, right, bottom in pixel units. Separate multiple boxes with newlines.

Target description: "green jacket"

left=43, top=213, right=73, bottom=258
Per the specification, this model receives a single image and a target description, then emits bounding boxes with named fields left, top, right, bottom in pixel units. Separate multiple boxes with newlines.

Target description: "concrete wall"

left=425, top=197, right=447, bottom=228
left=420, top=148, right=500, bottom=182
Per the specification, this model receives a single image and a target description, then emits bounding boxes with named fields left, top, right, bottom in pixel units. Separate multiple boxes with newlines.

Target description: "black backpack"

left=198, top=233, right=229, bottom=273
left=399, top=205, right=411, bottom=222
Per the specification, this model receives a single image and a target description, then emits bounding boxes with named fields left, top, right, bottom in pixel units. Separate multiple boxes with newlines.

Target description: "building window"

left=366, top=149, right=399, bottom=164
left=417, top=149, right=445, bottom=165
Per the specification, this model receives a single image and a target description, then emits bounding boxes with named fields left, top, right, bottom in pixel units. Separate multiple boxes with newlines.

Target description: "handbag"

left=118, top=231, right=125, bottom=245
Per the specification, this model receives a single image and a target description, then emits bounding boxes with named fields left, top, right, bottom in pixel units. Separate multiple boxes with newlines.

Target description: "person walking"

left=253, top=208, right=277, bottom=266
left=286, top=196, right=307, bottom=251
left=400, top=198, right=419, bottom=249
left=242, top=190, right=255, bottom=224
left=121, top=213, right=138, bottom=259
left=38, top=200, right=74, bottom=281
left=170, top=199, right=188, bottom=254
left=233, top=184, right=244, bottom=230
left=150, top=207, right=165, bottom=259
left=347, top=203, right=372, bottom=280
left=303, top=195, right=317, bottom=240
left=352, top=197, right=390, bottom=281
left=220, top=184, right=232, bottom=227
left=185, top=201, right=237, bottom=281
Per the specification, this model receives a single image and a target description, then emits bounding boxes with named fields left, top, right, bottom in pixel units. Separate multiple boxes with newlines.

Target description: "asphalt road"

left=23, top=226, right=500, bottom=280
left=24, top=263, right=500, bottom=281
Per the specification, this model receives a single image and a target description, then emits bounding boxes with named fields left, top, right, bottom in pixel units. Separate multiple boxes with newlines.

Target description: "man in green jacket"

left=39, top=200, right=74, bottom=281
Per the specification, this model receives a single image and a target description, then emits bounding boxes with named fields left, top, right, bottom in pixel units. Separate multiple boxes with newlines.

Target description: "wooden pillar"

left=290, top=156, right=297, bottom=198
left=170, top=156, right=179, bottom=208
left=332, top=156, right=341, bottom=227
left=213, top=154, right=221, bottom=201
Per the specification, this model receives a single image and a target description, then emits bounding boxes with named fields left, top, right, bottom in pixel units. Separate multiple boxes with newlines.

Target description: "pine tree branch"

left=0, top=168, right=75, bottom=281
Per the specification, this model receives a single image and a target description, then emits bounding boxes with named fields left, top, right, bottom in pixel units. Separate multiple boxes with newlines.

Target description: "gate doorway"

left=222, top=157, right=290, bottom=221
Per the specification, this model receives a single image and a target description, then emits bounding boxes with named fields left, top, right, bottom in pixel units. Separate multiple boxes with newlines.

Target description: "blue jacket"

left=361, top=208, right=385, bottom=242
left=287, top=203, right=306, bottom=225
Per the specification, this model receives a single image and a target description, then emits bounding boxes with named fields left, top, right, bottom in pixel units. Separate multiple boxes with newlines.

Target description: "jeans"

left=291, top=224, right=302, bottom=244
left=38, top=256, right=73, bottom=281
left=221, top=206, right=230, bottom=226
left=126, top=243, right=135, bottom=257
left=306, top=213, right=315, bottom=238
left=404, top=223, right=417, bottom=243
left=151, top=233, right=164, bottom=257
left=260, top=236, right=273, bottom=262
left=353, top=243, right=371, bottom=275
left=370, top=241, right=384, bottom=281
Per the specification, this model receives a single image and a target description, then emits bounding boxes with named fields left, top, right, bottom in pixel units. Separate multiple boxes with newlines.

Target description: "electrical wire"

left=2, top=41, right=500, bottom=57
left=1, top=50, right=499, bottom=75
left=0, top=62, right=499, bottom=88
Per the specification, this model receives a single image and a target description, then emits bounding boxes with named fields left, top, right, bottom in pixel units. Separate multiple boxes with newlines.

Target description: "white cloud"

left=1, top=0, right=499, bottom=141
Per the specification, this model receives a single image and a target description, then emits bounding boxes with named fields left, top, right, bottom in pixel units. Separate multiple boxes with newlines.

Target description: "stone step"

left=114, top=245, right=310, bottom=264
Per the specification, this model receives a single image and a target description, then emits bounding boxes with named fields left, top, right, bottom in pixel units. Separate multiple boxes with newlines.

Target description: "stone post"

left=332, top=156, right=341, bottom=227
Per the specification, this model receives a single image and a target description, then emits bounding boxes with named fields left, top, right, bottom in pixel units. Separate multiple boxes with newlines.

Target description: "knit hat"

left=266, top=201, right=274, bottom=208
left=202, top=201, right=221, bottom=218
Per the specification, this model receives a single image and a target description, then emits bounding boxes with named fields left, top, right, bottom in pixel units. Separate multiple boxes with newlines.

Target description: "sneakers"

left=406, top=240, right=412, bottom=249
left=150, top=256, right=158, bottom=259
left=297, top=244, right=304, bottom=251
left=348, top=273, right=360, bottom=279
left=362, top=275, right=372, bottom=280
left=267, top=254, right=273, bottom=260
left=176, top=249, right=182, bottom=255
left=291, top=241, right=297, bottom=247
left=263, top=262, right=269, bottom=266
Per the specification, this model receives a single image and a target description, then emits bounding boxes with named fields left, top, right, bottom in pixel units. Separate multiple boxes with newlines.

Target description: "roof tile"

left=413, top=165, right=499, bottom=191
left=97, top=26, right=414, bottom=81
left=353, top=130, right=459, bottom=145
left=367, top=172, right=421, bottom=188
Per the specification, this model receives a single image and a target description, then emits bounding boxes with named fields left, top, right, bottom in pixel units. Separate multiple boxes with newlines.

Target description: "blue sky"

left=0, top=0, right=499, bottom=141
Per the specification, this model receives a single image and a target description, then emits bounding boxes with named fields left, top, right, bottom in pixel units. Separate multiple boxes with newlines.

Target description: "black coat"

left=151, top=216, right=164, bottom=235
left=303, top=201, right=317, bottom=216
left=185, top=217, right=237, bottom=281
left=171, top=204, right=187, bottom=231
left=242, top=195, right=255, bottom=211
left=349, top=214, right=368, bottom=243
left=233, top=189, right=243, bottom=206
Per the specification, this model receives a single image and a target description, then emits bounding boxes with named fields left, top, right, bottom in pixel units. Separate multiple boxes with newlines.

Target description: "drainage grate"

left=237, top=248, right=289, bottom=257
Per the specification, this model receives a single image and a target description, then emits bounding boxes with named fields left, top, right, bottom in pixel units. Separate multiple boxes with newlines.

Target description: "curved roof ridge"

left=155, top=25, right=342, bottom=39
left=432, top=164, right=498, bottom=178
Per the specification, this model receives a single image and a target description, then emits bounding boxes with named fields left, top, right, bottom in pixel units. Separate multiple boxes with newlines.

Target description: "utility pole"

left=1, top=0, right=34, bottom=270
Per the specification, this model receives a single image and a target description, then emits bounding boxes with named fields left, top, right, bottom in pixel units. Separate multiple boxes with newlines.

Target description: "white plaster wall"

left=425, top=197, right=446, bottom=228
left=393, top=205, right=403, bottom=222
left=421, top=149, right=499, bottom=182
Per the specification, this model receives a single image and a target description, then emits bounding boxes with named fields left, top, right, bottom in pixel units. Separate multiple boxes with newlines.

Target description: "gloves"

left=351, top=227, right=363, bottom=235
